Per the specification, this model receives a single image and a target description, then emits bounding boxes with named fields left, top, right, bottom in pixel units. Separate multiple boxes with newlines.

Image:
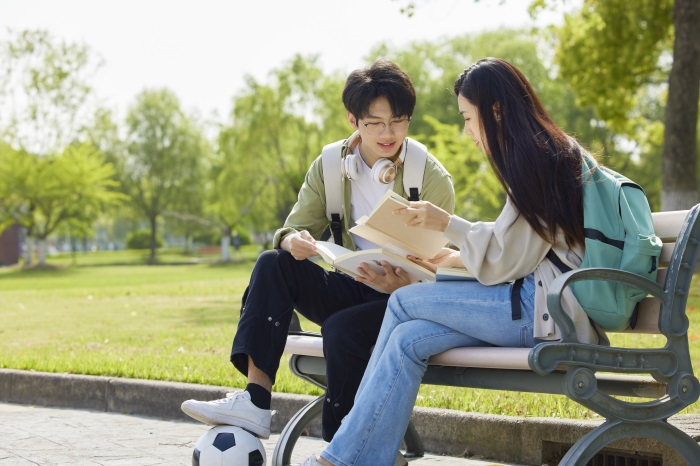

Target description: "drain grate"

left=543, top=441, right=663, bottom=465
left=587, top=451, right=662, bottom=466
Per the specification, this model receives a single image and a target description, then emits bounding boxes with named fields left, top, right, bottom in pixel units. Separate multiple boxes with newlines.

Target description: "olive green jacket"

left=273, top=135, right=455, bottom=251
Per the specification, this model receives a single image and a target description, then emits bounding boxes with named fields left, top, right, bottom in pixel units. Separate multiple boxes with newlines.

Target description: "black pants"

left=230, top=249, right=388, bottom=441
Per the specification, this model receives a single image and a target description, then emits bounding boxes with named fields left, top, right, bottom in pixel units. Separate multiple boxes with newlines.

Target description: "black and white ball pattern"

left=192, top=425, right=266, bottom=466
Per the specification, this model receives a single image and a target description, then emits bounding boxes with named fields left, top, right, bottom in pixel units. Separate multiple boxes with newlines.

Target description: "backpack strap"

left=510, top=277, right=525, bottom=320
left=546, top=249, right=572, bottom=274
left=402, top=138, right=428, bottom=202
left=321, top=139, right=346, bottom=246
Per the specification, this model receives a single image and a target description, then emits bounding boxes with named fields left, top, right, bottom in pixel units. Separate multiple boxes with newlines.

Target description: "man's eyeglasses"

left=360, top=118, right=411, bottom=136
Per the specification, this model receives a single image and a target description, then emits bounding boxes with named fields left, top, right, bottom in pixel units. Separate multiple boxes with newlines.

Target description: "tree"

left=210, top=55, right=347, bottom=257
left=661, top=0, right=700, bottom=210
left=0, top=29, right=102, bottom=155
left=537, top=0, right=700, bottom=210
left=208, top=126, right=272, bottom=260
left=122, top=89, right=209, bottom=263
left=0, top=143, right=123, bottom=265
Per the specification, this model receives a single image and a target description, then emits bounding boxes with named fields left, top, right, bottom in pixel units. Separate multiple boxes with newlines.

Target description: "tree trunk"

left=37, top=238, right=47, bottom=265
left=24, top=236, right=34, bottom=265
left=149, top=215, right=158, bottom=264
left=220, top=227, right=231, bottom=262
left=661, top=0, right=700, bottom=211
left=184, top=234, right=192, bottom=254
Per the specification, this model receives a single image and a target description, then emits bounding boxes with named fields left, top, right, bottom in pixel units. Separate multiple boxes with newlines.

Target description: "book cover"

left=435, top=266, right=477, bottom=282
left=349, top=190, right=448, bottom=260
left=315, top=241, right=436, bottom=292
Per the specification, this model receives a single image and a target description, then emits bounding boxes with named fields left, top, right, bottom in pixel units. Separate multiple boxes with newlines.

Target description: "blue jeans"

left=321, top=275, right=537, bottom=466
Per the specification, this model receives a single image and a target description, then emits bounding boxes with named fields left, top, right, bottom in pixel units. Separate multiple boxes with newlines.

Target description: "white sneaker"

left=180, top=391, right=272, bottom=439
left=298, top=455, right=322, bottom=466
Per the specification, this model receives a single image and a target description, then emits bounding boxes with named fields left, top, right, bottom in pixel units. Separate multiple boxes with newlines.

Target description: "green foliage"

left=539, top=0, right=679, bottom=210
left=211, top=55, right=347, bottom=235
left=126, top=230, right=163, bottom=250
left=554, top=0, right=673, bottom=130
left=0, top=29, right=103, bottom=155
left=193, top=227, right=252, bottom=247
left=0, top=143, right=36, bottom=233
left=120, top=88, right=210, bottom=262
left=420, top=116, right=503, bottom=220
left=0, top=142, right=124, bottom=244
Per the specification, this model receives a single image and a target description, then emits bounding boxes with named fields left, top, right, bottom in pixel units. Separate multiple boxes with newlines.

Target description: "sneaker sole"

left=180, top=402, right=271, bottom=439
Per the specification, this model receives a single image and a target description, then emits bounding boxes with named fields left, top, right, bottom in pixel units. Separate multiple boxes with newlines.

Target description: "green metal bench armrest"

left=543, top=267, right=663, bottom=343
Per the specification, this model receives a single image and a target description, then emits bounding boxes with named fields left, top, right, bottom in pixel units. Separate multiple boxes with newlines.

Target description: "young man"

left=181, top=59, right=454, bottom=443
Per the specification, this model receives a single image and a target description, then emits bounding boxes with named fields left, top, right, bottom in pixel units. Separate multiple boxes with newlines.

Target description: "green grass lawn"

left=1, top=248, right=698, bottom=419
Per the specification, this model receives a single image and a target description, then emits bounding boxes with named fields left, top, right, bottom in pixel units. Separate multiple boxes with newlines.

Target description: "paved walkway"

left=0, top=402, right=519, bottom=466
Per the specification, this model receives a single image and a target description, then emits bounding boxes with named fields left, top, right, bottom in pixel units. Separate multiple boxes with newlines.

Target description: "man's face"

left=348, top=96, right=410, bottom=165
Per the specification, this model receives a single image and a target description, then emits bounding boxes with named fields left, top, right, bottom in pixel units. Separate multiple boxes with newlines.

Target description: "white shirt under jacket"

left=443, top=196, right=607, bottom=345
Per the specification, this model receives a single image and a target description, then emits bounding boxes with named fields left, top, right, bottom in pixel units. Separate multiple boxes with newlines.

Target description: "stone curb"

left=1, top=369, right=698, bottom=464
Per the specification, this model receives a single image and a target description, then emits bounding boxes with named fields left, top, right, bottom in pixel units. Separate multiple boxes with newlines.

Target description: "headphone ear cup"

left=371, top=158, right=397, bottom=184
left=341, top=154, right=361, bottom=180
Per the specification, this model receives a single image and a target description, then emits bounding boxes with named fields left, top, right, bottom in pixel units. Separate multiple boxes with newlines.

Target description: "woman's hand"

left=280, top=230, right=317, bottom=260
left=408, top=247, right=462, bottom=273
left=354, top=261, right=412, bottom=294
left=394, top=200, right=452, bottom=232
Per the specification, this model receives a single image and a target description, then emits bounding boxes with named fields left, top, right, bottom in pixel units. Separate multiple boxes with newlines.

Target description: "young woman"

left=299, top=57, right=608, bottom=466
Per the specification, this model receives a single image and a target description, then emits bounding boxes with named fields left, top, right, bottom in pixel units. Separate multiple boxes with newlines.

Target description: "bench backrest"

left=619, top=208, right=695, bottom=334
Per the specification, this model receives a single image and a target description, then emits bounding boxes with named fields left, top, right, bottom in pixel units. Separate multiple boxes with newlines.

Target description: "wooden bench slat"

left=653, top=210, right=688, bottom=242
left=284, top=335, right=324, bottom=358
left=428, top=346, right=531, bottom=370
left=286, top=334, right=534, bottom=370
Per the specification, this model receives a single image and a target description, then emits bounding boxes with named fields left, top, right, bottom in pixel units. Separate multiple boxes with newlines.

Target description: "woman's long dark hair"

left=454, top=57, right=584, bottom=248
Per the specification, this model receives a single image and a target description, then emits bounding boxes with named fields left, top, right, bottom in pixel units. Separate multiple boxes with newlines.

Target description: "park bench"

left=272, top=206, right=700, bottom=466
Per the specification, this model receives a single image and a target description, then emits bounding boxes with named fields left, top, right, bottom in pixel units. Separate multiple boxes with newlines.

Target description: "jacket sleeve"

left=443, top=197, right=550, bottom=284
left=272, top=155, right=329, bottom=249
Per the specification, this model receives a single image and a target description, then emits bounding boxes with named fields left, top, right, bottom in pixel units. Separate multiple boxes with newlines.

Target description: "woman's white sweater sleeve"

left=443, top=198, right=551, bottom=285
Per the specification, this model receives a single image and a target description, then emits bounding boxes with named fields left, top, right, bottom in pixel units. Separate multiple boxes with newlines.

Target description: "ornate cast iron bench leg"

left=561, top=418, right=700, bottom=465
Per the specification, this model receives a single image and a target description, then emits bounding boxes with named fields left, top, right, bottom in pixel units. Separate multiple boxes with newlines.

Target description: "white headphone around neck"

left=341, top=132, right=407, bottom=184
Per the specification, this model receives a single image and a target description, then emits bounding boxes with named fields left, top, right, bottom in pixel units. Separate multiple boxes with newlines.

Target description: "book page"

left=315, top=241, right=352, bottom=264
left=333, top=249, right=436, bottom=284
left=350, top=190, right=447, bottom=259
left=349, top=223, right=416, bottom=257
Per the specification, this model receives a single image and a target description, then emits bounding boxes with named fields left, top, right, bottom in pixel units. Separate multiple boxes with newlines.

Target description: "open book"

left=349, top=190, right=449, bottom=259
left=435, top=266, right=476, bottom=282
left=315, top=241, right=435, bottom=292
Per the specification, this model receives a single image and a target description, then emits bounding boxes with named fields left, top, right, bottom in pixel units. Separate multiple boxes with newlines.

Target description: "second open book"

left=315, top=190, right=473, bottom=289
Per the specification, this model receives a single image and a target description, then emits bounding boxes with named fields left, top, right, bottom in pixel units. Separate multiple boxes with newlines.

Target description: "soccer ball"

left=192, top=425, right=266, bottom=466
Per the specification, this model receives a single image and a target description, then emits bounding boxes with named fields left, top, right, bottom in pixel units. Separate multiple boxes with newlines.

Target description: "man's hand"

left=280, top=230, right=317, bottom=260
left=354, top=261, right=412, bottom=294
left=393, top=200, right=451, bottom=232
left=408, top=247, right=462, bottom=273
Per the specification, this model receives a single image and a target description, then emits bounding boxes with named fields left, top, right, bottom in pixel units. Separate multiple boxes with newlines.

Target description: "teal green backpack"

left=549, top=154, right=663, bottom=331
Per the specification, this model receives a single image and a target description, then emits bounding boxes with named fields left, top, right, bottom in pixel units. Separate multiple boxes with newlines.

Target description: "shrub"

left=194, top=227, right=252, bottom=246
left=126, top=230, right=164, bottom=249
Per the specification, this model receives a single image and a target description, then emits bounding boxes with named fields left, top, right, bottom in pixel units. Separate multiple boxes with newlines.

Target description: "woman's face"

left=458, top=94, right=488, bottom=154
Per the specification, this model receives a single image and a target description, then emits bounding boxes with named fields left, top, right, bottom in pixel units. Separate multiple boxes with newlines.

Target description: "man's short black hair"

left=342, top=59, right=416, bottom=120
